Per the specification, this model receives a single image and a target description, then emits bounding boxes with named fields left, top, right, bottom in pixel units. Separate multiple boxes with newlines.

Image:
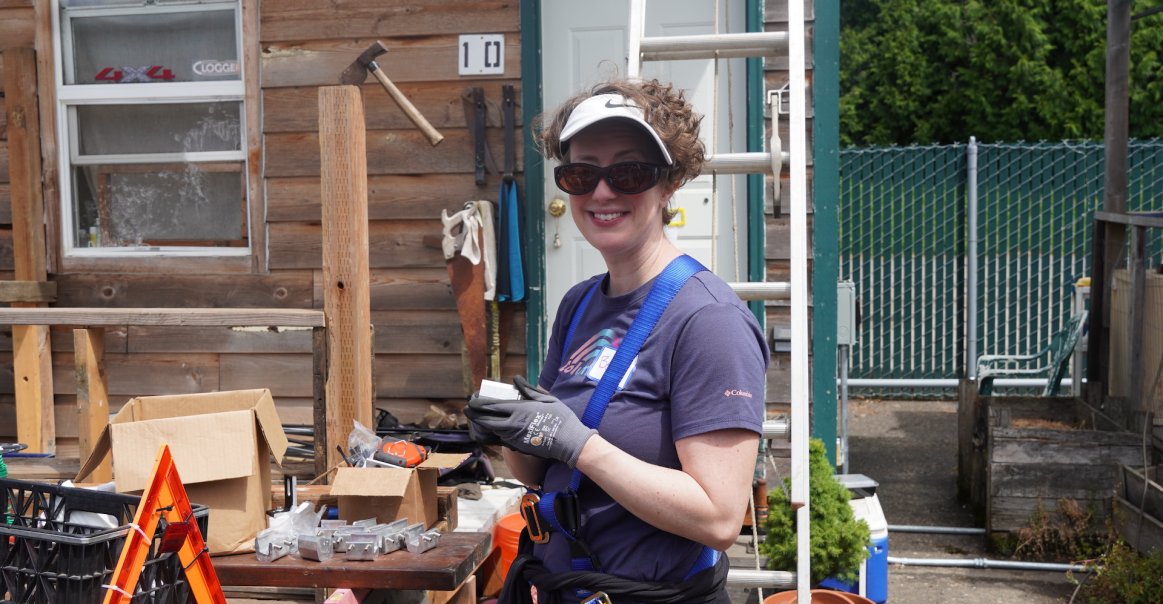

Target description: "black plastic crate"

left=0, top=478, right=209, bottom=604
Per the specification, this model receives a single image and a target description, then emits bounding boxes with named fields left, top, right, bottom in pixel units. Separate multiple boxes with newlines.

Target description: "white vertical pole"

left=628, top=0, right=645, bottom=78
left=966, top=137, right=979, bottom=378
left=787, top=0, right=811, bottom=601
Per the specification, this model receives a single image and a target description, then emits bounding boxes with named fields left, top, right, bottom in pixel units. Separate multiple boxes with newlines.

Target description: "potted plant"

left=760, top=438, right=871, bottom=586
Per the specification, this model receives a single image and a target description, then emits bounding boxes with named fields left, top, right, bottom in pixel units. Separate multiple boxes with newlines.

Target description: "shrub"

left=760, top=438, right=870, bottom=584
left=1075, top=542, right=1163, bottom=604
left=1008, top=498, right=1106, bottom=562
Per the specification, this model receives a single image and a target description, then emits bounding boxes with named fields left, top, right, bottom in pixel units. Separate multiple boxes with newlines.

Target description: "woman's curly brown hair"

left=534, top=79, right=705, bottom=224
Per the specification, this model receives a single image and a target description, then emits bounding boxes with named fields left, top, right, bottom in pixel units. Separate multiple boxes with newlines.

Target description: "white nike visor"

left=559, top=94, right=674, bottom=165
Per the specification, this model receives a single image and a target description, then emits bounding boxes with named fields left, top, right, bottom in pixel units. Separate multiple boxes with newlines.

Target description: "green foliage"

left=760, top=439, right=871, bottom=585
left=841, top=0, right=1163, bottom=145
left=1075, top=542, right=1163, bottom=604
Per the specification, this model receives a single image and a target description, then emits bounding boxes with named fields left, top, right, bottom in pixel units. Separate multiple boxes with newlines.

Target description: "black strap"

left=461, top=87, right=496, bottom=185
left=499, top=539, right=729, bottom=604
left=502, top=84, right=516, bottom=182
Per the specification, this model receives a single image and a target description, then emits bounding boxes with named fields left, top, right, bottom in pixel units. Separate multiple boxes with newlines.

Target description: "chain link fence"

left=839, top=139, right=1163, bottom=397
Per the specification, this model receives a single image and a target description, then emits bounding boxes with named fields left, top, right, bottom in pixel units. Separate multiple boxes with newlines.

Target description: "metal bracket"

left=255, top=528, right=296, bottom=563
left=297, top=533, right=334, bottom=562
left=405, top=529, right=442, bottom=554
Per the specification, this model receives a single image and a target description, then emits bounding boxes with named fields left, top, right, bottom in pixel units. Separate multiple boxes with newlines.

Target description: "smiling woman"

left=465, top=79, right=770, bottom=604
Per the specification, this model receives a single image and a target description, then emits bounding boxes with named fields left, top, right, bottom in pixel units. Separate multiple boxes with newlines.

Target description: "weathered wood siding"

left=0, top=0, right=814, bottom=461
left=257, top=0, right=526, bottom=429
left=0, top=2, right=39, bottom=442
left=0, top=0, right=527, bottom=456
left=976, top=397, right=1143, bottom=535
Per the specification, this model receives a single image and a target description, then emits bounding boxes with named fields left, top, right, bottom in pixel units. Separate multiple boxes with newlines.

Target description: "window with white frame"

left=55, top=0, right=248, bottom=255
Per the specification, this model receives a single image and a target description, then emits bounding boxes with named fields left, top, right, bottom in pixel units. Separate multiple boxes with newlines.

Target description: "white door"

left=540, top=0, right=750, bottom=329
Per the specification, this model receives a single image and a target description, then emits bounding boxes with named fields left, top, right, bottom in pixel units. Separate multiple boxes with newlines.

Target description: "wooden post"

left=318, top=86, right=375, bottom=474
left=5, top=47, right=54, bottom=454
left=74, top=328, right=111, bottom=482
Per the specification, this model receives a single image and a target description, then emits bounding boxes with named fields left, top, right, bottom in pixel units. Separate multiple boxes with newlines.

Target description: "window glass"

left=72, top=164, right=245, bottom=247
left=67, top=10, right=239, bottom=85
left=56, top=0, right=248, bottom=256
left=76, top=103, right=241, bottom=156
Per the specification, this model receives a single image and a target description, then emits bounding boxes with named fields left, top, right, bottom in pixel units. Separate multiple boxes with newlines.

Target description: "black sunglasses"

left=554, top=161, right=669, bottom=196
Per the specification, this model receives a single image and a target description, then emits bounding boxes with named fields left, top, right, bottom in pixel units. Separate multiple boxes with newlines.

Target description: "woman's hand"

left=465, top=376, right=597, bottom=468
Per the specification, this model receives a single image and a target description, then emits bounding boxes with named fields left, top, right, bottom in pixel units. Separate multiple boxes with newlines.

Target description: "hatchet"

left=341, top=41, right=444, bottom=146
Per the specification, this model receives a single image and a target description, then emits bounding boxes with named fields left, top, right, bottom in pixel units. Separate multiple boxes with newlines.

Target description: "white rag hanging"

left=441, top=201, right=497, bottom=300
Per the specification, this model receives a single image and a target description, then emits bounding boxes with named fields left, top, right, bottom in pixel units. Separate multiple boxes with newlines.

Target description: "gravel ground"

left=847, top=398, right=1083, bottom=603
left=729, top=398, right=1085, bottom=603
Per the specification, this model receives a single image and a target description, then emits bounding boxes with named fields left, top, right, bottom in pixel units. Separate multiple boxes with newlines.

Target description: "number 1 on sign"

left=458, top=34, right=505, bottom=76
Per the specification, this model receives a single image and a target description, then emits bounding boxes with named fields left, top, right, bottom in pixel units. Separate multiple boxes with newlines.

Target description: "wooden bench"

left=0, top=307, right=328, bottom=478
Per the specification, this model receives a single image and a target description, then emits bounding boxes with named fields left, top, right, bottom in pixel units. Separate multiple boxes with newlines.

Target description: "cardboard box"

left=330, top=453, right=468, bottom=528
left=76, top=389, right=288, bottom=555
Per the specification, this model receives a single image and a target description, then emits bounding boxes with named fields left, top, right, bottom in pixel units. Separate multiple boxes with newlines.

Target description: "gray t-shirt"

left=534, top=268, right=769, bottom=590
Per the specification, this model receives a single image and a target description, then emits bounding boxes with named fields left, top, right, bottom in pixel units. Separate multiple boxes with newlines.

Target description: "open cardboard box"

left=331, top=453, right=469, bottom=528
left=76, top=389, right=288, bottom=555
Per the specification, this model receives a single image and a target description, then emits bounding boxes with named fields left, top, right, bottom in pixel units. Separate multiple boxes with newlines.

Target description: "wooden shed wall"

left=0, top=0, right=813, bottom=459
left=0, top=0, right=528, bottom=457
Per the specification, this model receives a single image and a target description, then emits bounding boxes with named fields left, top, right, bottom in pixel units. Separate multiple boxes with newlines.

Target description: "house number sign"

left=459, top=34, right=504, bottom=76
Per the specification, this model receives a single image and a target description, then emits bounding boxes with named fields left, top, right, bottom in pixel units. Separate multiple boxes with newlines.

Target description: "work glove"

left=465, top=397, right=504, bottom=447
left=465, top=376, right=596, bottom=468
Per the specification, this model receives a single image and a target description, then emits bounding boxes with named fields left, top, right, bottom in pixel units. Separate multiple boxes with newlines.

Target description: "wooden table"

left=211, top=532, right=493, bottom=592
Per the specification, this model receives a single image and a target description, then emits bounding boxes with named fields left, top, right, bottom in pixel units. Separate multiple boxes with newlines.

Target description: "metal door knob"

left=548, top=198, right=567, bottom=217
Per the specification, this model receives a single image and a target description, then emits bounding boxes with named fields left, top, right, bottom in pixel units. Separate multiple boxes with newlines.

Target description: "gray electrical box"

left=837, top=281, right=857, bottom=346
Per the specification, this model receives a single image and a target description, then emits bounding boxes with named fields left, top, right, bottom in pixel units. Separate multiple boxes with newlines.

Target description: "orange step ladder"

left=103, top=444, right=226, bottom=604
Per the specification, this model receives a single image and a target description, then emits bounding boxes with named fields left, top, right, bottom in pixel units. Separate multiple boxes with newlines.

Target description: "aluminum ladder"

left=628, top=0, right=809, bottom=599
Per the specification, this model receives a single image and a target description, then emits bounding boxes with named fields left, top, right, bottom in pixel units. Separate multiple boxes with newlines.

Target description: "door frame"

left=520, top=0, right=767, bottom=382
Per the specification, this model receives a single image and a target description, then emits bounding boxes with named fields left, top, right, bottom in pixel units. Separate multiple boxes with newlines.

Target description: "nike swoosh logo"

left=604, top=99, right=630, bottom=108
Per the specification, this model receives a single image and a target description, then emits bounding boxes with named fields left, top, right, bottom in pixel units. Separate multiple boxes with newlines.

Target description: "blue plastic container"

left=820, top=474, right=888, bottom=604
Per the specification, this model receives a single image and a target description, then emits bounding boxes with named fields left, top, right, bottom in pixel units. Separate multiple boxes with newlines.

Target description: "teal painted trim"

left=746, top=0, right=765, bottom=325
left=812, top=0, right=840, bottom=465
left=521, top=0, right=547, bottom=382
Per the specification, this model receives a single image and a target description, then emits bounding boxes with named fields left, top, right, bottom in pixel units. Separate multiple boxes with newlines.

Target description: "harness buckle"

left=581, top=592, right=612, bottom=604
left=519, top=493, right=550, bottom=544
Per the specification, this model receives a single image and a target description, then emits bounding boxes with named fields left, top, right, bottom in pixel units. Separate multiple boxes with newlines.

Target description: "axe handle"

left=369, top=65, right=444, bottom=146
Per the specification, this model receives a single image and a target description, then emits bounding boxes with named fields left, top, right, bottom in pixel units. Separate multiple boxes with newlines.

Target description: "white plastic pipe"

left=888, top=556, right=1093, bottom=573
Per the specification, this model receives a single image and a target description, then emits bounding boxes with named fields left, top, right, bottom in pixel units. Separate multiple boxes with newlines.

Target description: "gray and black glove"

left=464, top=376, right=596, bottom=468
left=465, top=394, right=504, bottom=447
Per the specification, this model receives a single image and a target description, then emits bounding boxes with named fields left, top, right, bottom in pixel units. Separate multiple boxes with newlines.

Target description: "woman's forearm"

left=501, top=447, right=550, bottom=488
left=575, top=430, right=758, bottom=551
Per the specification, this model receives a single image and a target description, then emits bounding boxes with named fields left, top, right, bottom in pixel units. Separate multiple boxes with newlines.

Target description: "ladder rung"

left=728, top=281, right=790, bottom=301
left=763, top=418, right=790, bottom=439
left=640, top=32, right=788, bottom=62
left=726, top=569, right=797, bottom=589
left=705, top=152, right=789, bottom=175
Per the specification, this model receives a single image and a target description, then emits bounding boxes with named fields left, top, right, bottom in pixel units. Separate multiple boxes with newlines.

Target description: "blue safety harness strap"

left=532, top=255, right=718, bottom=580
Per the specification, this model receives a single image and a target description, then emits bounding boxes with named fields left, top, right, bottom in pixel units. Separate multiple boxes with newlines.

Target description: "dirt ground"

left=727, top=398, right=1084, bottom=603
left=852, top=398, right=1090, bottom=603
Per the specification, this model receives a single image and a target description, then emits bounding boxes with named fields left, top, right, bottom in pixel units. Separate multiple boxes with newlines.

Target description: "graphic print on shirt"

left=559, top=328, right=620, bottom=376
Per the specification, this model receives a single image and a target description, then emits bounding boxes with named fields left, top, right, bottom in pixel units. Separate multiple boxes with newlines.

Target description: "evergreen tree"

left=840, top=0, right=1163, bottom=145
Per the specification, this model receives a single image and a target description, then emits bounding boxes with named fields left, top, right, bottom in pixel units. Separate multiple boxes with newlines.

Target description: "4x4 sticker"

left=95, top=66, right=175, bottom=83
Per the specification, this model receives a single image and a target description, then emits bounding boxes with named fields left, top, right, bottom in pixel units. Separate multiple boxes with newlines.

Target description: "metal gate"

left=840, top=138, right=1163, bottom=395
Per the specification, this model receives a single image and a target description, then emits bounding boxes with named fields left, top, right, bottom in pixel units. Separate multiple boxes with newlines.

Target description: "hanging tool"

left=103, top=444, right=225, bottom=604
left=496, top=84, right=525, bottom=303
left=340, top=41, right=444, bottom=146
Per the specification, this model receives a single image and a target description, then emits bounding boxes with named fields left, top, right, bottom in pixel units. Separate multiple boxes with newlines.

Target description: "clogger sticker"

left=192, top=60, right=240, bottom=77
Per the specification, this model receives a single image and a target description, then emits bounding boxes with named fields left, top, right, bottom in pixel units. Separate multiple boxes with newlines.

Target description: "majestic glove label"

left=524, top=411, right=563, bottom=449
